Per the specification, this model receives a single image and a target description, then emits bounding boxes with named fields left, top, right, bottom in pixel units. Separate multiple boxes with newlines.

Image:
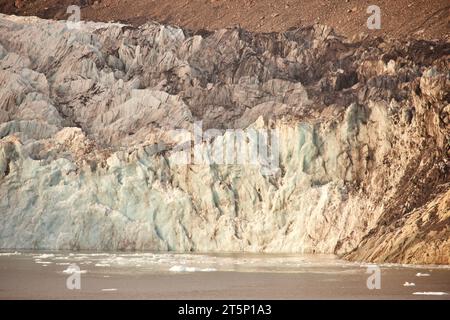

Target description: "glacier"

left=0, top=14, right=448, bottom=264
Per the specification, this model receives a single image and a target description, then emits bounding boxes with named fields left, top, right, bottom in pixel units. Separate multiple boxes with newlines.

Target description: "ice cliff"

left=0, top=14, right=448, bottom=264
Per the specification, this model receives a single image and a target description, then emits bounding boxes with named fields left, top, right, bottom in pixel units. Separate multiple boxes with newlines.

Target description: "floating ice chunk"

left=35, top=261, right=52, bottom=264
left=415, top=273, right=430, bottom=277
left=169, top=265, right=217, bottom=272
left=35, top=254, right=55, bottom=259
left=54, top=256, right=69, bottom=260
left=0, top=252, right=21, bottom=256
left=62, top=266, right=87, bottom=274
left=101, top=288, right=117, bottom=292
left=413, top=292, right=448, bottom=296
left=403, top=282, right=415, bottom=287
left=169, top=265, right=195, bottom=272
left=95, top=263, right=111, bottom=267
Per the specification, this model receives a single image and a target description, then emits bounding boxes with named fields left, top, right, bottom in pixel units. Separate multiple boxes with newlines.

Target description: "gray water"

left=0, top=251, right=449, bottom=299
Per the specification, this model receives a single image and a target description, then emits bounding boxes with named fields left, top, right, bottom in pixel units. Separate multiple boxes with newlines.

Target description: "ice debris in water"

left=403, top=282, right=415, bottom=287
left=0, top=252, right=21, bottom=256
left=169, top=265, right=217, bottom=272
left=412, top=292, right=447, bottom=296
left=62, top=266, right=87, bottom=274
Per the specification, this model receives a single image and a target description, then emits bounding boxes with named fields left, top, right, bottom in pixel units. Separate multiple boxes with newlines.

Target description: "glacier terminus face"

left=0, top=14, right=448, bottom=265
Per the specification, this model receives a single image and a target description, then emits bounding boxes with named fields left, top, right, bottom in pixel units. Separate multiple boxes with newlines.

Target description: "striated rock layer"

left=0, top=14, right=448, bottom=264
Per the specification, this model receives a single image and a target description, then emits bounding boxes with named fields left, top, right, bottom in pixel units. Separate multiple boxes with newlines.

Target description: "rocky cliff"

left=0, top=14, right=448, bottom=264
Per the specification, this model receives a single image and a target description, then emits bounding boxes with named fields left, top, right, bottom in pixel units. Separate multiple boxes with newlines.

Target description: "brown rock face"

left=13, top=0, right=23, bottom=9
left=1, top=0, right=448, bottom=40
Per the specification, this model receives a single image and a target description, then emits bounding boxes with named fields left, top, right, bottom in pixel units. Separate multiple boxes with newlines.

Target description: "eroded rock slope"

left=0, top=14, right=448, bottom=264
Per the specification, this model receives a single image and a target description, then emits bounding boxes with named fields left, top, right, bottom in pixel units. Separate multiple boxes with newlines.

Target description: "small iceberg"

left=169, top=265, right=217, bottom=272
left=62, top=265, right=87, bottom=274
left=403, top=282, right=415, bottom=287
left=413, top=292, right=448, bottom=296
left=0, top=252, right=21, bottom=256
left=415, top=272, right=430, bottom=277
left=35, top=254, right=55, bottom=259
